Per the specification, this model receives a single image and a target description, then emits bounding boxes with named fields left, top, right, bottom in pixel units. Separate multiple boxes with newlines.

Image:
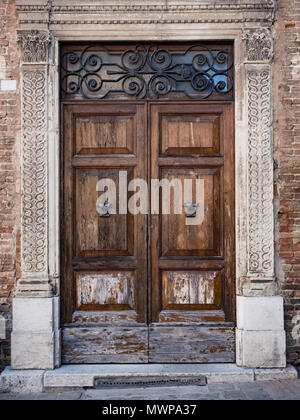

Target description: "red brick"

left=0, top=0, right=19, bottom=372
left=275, top=0, right=300, bottom=366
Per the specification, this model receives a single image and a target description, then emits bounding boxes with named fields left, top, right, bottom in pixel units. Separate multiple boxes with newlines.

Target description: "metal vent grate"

left=94, top=376, right=207, bottom=389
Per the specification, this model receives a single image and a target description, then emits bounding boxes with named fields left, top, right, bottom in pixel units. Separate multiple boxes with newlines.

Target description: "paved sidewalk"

left=1, top=378, right=300, bottom=400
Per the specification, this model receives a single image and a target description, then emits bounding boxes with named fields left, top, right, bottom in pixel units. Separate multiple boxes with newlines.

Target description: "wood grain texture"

left=75, top=167, right=134, bottom=257
left=62, top=326, right=148, bottom=364
left=160, top=167, right=221, bottom=257
left=76, top=272, right=135, bottom=310
left=75, top=113, right=135, bottom=155
left=159, top=310, right=226, bottom=324
left=149, top=325, right=235, bottom=363
left=161, top=113, right=220, bottom=155
left=70, top=311, right=139, bottom=326
left=162, top=271, right=222, bottom=310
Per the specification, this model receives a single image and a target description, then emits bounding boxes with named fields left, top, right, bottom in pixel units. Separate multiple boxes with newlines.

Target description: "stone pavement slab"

left=0, top=378, right=300, bottom=400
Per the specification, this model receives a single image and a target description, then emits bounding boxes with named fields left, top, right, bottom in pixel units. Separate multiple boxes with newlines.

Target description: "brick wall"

left=0, top=0, right=20, bottom=372
left=274, top=0, right=300, bottom=366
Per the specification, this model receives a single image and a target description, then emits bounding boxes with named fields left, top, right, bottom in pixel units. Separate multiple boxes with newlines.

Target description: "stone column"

left=11, top=30, right=60, bottom=370
left=236, top=28, right=286, bottom=368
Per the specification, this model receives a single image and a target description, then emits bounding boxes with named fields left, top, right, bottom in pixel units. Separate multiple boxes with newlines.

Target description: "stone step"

left=1, top=364, right=298, bottom=393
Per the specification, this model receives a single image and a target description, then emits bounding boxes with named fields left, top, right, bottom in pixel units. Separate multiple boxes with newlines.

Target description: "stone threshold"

left=0, top=364, right=298, bottom=394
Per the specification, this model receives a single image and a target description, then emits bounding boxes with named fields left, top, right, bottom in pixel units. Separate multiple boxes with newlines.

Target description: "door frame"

left=13, top=1, right=287, bottom=370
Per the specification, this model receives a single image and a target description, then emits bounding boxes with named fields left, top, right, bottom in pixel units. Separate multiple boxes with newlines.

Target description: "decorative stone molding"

left=21, top=69, right=48, bottom=275
left=50, top=18, right=272, bottom=25
left=17, top=1, right=277, bottom=12
left=17, top=30, right=52, bottom=298
left=15, top=0, right=276, bottom=27
left=247, top=68, right=274, bottom=281
left=17, top=30, right=50, bottom=64
left=243, top=28, right=274, bottom=62
left=242, top=26, right=275, bottom=296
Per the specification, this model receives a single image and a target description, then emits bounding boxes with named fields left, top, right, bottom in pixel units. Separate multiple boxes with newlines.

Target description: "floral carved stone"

left=243, top=28, right=273, bottom=62
left=18, top=30, right=50, bottom=63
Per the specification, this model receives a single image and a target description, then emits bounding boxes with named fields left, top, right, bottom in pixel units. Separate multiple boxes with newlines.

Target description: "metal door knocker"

left=97, top=202, right=112, bottom=218
left=184, top=202, right=199, bottom=218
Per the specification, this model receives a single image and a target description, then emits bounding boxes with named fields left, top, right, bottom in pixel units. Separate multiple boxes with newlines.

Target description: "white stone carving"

left=17, top=29, right=53, bottom=298
left=247, top=68, right=274, bottom=280
left=16, top=0, right=277, bottom=12
left=16, top=0, right=274, bottom=12
left=18, top=30, right=50, bottom=63
left=21, top=69, right=48, bottom=276
left=243, top=28, right=274, bottom=62
left=15, top=0, right=276, bottom=25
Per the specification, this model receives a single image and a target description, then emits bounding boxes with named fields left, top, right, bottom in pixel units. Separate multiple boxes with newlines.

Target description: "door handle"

left=184, top=202, right=199, bottom=218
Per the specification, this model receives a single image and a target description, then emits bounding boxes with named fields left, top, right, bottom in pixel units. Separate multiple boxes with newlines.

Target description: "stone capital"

left=17, top=30, right=51, bottom=64
left=243, top=28, right=274, bottom=63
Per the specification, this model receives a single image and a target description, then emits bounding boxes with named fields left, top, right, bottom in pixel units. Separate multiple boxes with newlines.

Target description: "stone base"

left=236, top=329, right=286, bottom=368
left=11, top=332, right=56, bottom=370
left=236, top=296, right=287, bottom=368
left=0, top=364, right=298, bottom=394
left=11, top=297, right=61, bottom=370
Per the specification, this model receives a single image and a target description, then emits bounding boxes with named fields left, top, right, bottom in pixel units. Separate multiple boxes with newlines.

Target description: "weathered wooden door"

left=149, top=102, right=235, bottom=362
left=61, top=102, right=149, bottom=362
left=61, top=43, right=235, bottom=363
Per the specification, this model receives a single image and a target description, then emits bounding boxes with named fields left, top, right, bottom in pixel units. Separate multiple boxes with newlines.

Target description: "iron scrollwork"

left=61, top=44, right=233, bottom=101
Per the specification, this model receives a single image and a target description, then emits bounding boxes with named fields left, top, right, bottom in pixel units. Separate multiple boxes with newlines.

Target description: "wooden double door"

left=61, top=100, right=235, bottom=363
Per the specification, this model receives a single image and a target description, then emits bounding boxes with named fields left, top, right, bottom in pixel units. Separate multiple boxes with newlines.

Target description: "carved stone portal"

left=10, top=1, right=286, bottom=370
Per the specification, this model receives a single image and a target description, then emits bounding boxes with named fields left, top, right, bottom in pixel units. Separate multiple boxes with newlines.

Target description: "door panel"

left=75, top=114, right=135, bottom=155
left=149, top=326, right=235, bottom=363
left=161, top=270, right=222, bottom=310
left=75, top=168, right=134, bottom=256
left=61, top=103, right=148, bottom=363
left=149, top=102, right=235, bottom=362
left=76, top=272, right=136, bottom=311
left=160, top=168, right=221, bottom=257
left=63, top=326, right=149, bottom=364
left=160, top=113, right=221, bottom=155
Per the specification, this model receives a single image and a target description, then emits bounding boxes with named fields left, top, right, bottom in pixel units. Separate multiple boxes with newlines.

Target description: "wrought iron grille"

left=60, top=43, right=234, bottom=101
